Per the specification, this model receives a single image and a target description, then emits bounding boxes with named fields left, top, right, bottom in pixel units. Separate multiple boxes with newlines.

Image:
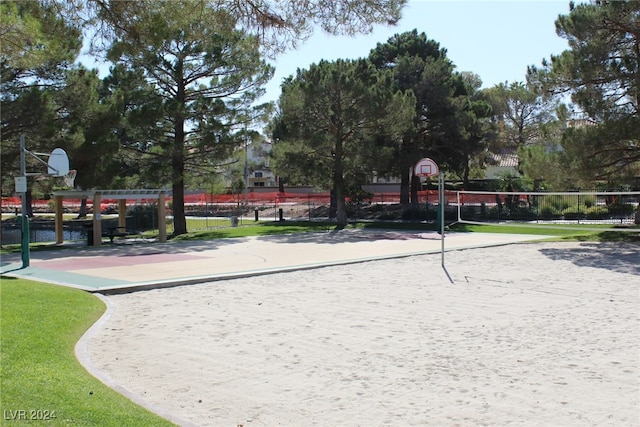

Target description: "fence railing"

left=2, top=190, right=639, bottom=245
left=457, top=191, right=640, bottom=224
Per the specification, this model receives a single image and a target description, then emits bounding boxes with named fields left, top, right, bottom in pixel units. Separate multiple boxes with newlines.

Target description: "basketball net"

left=63, top=169, right=77, bottom=188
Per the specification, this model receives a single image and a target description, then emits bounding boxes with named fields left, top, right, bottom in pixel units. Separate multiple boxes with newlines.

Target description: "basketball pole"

left=15, top=139, right=69, bottom=268
left=20, top=134, right=30, bottom=268
left=415, top=158, right=454, bottom=284
left=439, top=172, right=454, bottom=284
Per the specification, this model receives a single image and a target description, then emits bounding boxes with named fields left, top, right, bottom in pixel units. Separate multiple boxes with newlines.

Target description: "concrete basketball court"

left=0, top=228, right=550, bottom=293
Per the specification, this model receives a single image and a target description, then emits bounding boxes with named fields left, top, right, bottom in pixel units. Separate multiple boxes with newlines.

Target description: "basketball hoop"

left=63, top=169, right=77, bottom=188
left=414, top=157, right=439, bottom=177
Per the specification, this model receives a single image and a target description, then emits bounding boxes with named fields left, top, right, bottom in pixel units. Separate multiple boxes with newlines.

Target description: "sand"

left=81, top=241, right=639, bottom=426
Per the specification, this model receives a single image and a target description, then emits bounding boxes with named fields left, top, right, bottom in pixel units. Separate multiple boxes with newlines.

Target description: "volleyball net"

left=456, top=190, right=640, bottom=233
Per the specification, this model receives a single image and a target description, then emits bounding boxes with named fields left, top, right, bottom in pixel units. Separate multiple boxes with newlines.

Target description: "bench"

left=103, top=226, right=138, bottom=243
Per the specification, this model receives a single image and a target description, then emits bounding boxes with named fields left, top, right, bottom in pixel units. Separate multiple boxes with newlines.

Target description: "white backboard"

left=414, top=158, right=439, bottom=177
left=47, top=148, right=70, bottom=176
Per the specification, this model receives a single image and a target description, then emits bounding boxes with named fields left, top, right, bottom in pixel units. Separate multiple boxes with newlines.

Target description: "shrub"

left=484, top=205, right=507, bottom=220
left=607, top=202, right=635, bottom=216
left=585, top=206, right=607, bottom=220
left=562, top=207, right=584, bottom=220
left=583, top=196, right=595, bottom=208
left=539, top=205, right=562, bottom=219
left=401, top=207, right=427, bottom=221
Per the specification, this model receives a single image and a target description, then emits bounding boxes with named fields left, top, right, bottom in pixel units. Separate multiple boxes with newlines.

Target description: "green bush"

left=607, top=202, right=635, bottom=216
left=484, top=206, right=506, bottom=220
left=401, top=207, right=426, bottom=221
left=509, top=206, right=538, bottom=220
left=548, top=195, right=573, bottom=210
left=562, top=207, right=584, bottom=220
left=585, top=206, right=607, bottom=220
left=539, top=205, right=562, bottom=219
left=127, top=205, right=158, bottom=231
left=583, top=196, right=595, bottom=208
left=377, top=212, right=400, bottom=221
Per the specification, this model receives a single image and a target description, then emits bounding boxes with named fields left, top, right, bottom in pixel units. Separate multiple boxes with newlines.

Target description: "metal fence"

left=3, top=190, right=639, bottom=245
left=457, top=191, right=640, bottom=224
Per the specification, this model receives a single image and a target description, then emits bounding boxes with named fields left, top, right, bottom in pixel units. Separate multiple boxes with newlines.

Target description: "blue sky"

left=261, top=0, right=572, bottom=103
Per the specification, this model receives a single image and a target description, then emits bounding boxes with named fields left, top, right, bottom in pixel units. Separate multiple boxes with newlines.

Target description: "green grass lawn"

left=0, top=278, right=175, bottom=426
left=169, top=220, right=640, bottom=243
left=447, top=222, right=640, bottom=242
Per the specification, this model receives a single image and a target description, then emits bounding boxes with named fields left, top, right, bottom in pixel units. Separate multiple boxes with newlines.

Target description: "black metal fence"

left=458, top=191, right=640, bottom=224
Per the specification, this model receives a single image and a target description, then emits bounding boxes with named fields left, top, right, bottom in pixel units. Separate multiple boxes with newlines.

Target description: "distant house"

left=225, top=139, right=277, bottom=188
left=566, top=117, right=597, bottom=129
left=246, top=139, right=276, bottom=187
left=484, top=147, right=520, bottom=179
left=248, top=169, right=275, bottom=187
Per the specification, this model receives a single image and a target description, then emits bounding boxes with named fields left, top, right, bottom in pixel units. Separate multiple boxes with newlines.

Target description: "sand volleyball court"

left=82, top=241, right=639, bottom=426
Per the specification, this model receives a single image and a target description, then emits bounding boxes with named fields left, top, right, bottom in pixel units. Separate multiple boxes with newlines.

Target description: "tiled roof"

left=488, top=147, right=519, bottom=168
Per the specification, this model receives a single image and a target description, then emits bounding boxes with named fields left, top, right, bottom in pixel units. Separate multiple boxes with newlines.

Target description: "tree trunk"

left=410, top=174, right=419, bottom=208
left=77, top=198, right=88, bottom=219
left=171, top=119, right=187, bottom=236
left=334, top=174, right=347, bottom=227
left=172, top=62, right=188, bottom=236
left=463, top=157, right=470, bottom=190
left=171, top=137, right=187, bottom=235
left=172, top=177, right=186, bottom=235
left=329, top=189, right=337, bottom=219
left=334, top=139, right=347, bottom=228
left=400, top=163, right=410, bottom=207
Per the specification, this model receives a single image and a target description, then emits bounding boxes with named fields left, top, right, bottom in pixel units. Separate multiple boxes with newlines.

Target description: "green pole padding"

left=21, top=214, right=30, bottom=268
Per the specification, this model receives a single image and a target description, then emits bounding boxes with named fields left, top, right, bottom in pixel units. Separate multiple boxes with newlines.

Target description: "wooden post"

left=55, top=195, right=63, bottom=244
left=158, top=192, right=167, bottom=242
left=92, top=193, right=102, bottom=246
left=118, top=199, right=127, bottom=229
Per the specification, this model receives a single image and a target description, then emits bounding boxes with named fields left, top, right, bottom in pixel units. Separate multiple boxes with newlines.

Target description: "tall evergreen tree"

left=91, top=0, right=407, bottom=56
left=272, top=59, right=414, bottom=227
left=368, top=30, right=462, bottom=206
left=529, top=0, right=640, bottom=183
left=91, top=0, right=407, bottom=235
left=484, top=81, right=562, bottom=187
left=1, top=0, right=83, bottom=201
left=448, top=72, right=494, bottom=189
left=487, top=81, right=558, bottom=149
left=99, top=2, right=273, bottom=235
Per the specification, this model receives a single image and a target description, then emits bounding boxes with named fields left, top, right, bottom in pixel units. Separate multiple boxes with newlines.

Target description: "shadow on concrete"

left=253, top=228, right=437, bottom=244
left=539, top=242, right=640, bottom=276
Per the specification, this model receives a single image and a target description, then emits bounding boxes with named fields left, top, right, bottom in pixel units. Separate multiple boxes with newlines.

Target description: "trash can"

left=230, top=216, right=239, bottom=227
left=254, top=208, right=259, bottom=222
left=85, top=223, right=94, bottom=246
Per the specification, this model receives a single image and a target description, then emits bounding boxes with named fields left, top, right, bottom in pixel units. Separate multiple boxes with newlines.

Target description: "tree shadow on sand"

left=539, top=242, right=640, bottom=276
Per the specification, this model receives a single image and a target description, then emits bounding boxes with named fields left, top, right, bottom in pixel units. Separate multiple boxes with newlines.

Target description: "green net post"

left=21, top=213, right=30, bottom=268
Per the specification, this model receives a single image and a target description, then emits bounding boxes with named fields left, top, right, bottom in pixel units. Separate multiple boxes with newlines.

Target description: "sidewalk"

left=1, top=229, right=550, bottom=293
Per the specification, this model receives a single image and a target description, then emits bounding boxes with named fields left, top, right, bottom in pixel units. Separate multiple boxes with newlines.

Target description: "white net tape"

left=63, top=170, right=77, bottom=188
